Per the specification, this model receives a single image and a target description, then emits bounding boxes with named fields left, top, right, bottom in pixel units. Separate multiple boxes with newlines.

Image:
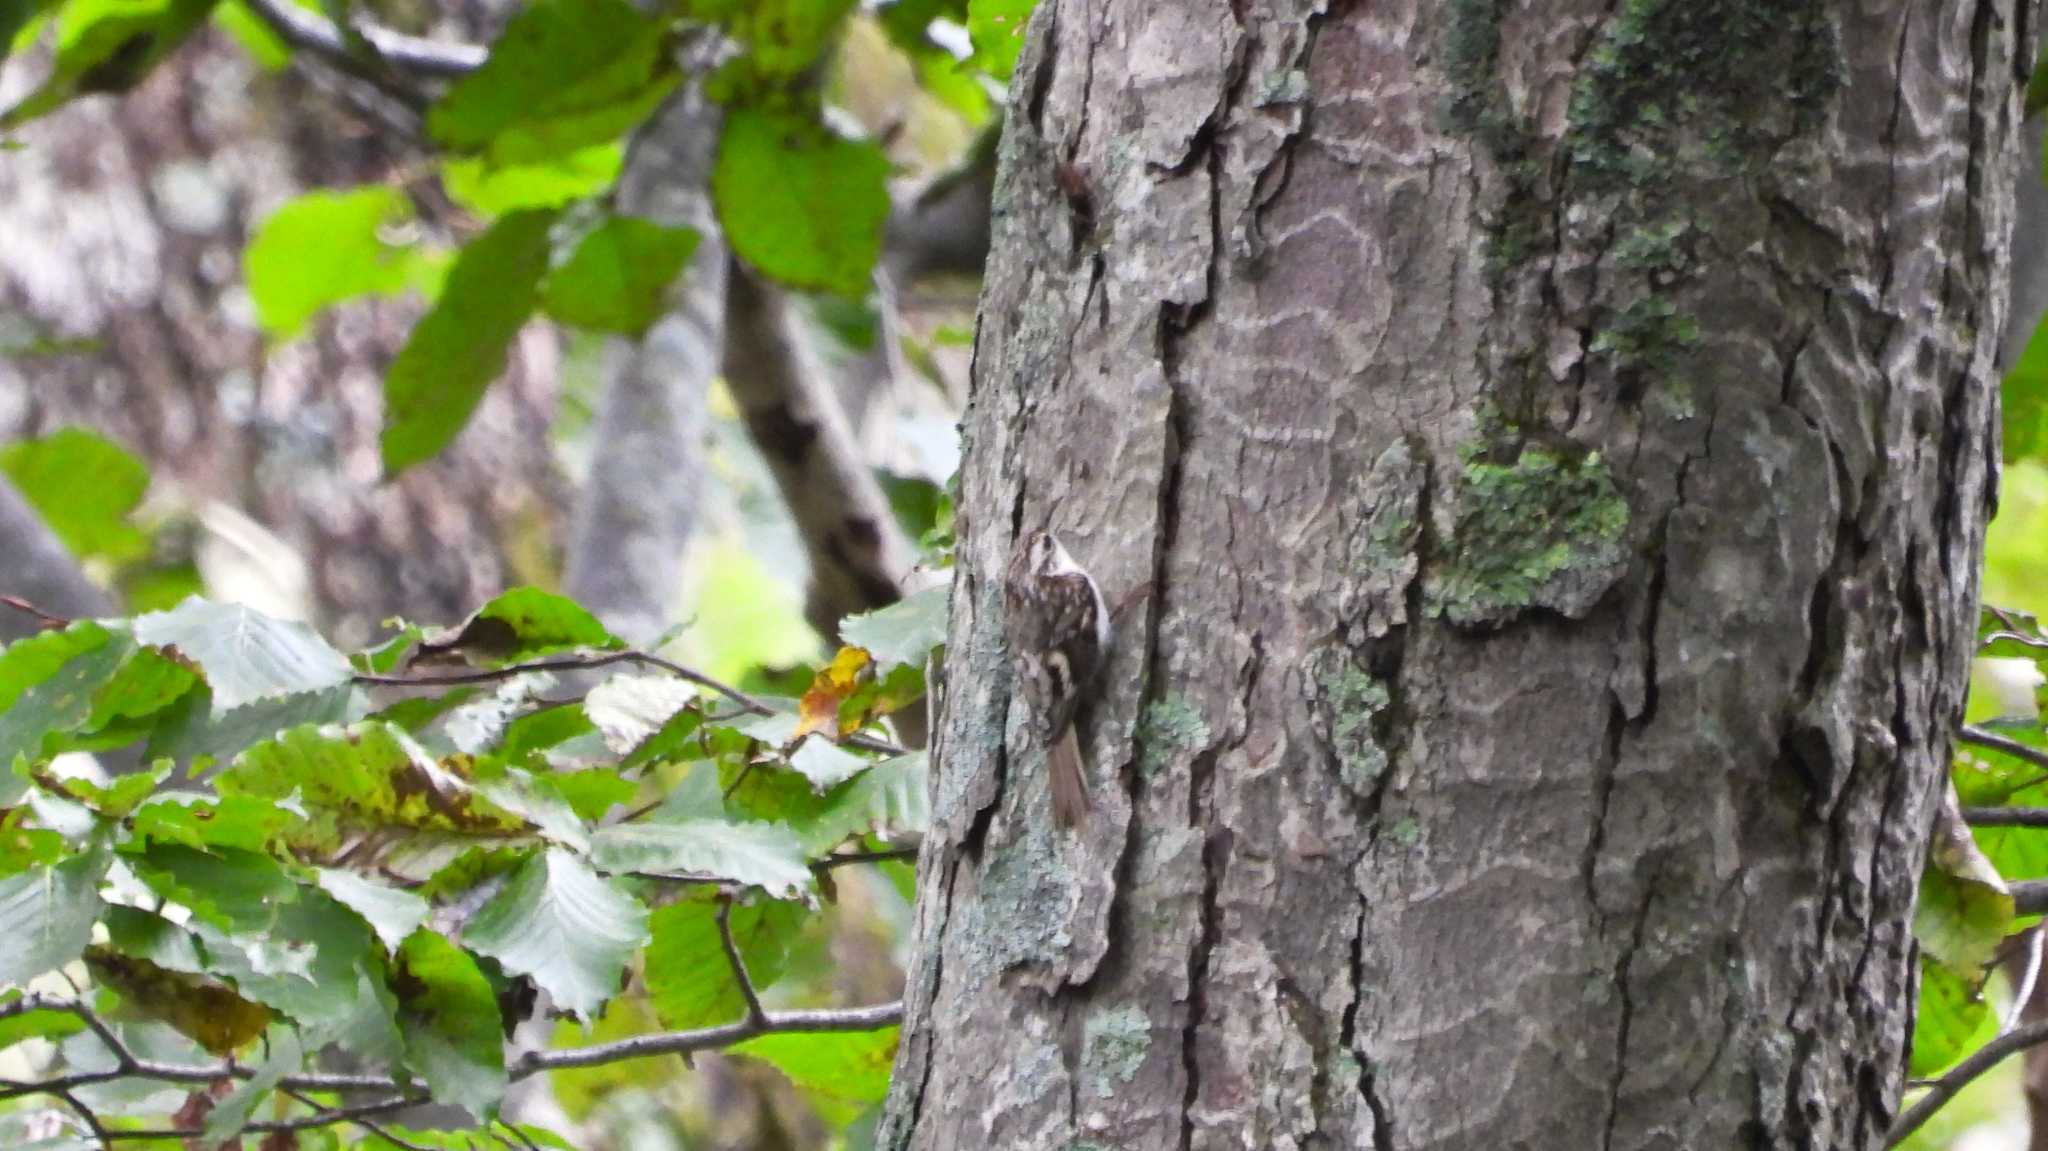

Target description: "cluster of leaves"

left=1911, top=608, right=2048, bottom=1082
left=3, top=0, right=1028, bottom=478
left=0, top=579, right=947, bottom=1145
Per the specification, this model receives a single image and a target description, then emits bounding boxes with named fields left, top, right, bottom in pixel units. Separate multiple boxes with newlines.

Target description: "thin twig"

left=2006, top=927, right=2044, bottom=1037
left=717, top=891, right=769, bottom=1025
left=48, top=1086, right=109, bottom=1144
left=278, top=1086, right=433, bottom=1150
left=812, top=847, right=921, bottom=872
left=91, top=1096, right=416, bottom=1142
left=1958, top=725, right=2048, bottom=773
left=1889, top=1017, right=2048, bottom=1145
left=0, top=595, right=70, bottom=629
left=516, top=1002, right=904, bottom=1074
left=1981, top=630, right=2048, bottom=652
left=240, top=0, right=484, bottom=79
left=358, top=649, right=909, bottom=757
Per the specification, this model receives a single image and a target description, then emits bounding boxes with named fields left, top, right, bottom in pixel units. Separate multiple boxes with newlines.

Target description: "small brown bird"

left=1004, top=530, right=1110, bottom=827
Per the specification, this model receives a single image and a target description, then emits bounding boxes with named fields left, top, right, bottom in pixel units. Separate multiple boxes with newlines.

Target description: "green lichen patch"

left=1564, top=0, right=1840, bottom=185
left=1387, top=816, right=1423, bottom=847
left=1082, top=1005, right=1154, bottom=1097
left=1425, top=445, right=1631, bottom=626
left=1590, top=295, right=1700, bottom=368
left=1137, top=695, right=1210, bottom=776
left=1310, top=654, right=1391, bottom=798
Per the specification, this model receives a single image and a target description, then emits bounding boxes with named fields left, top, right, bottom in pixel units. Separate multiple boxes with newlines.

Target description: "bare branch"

left=280, top=1087, right=435, bottom=1151
left=2013, top=879, right=2048, bottom=918
left=48, top=1086, right=110, bottom=1144
left=518, top=1001, right=904, bottom=1074
left=717, top=891, right=769, bottom=1026
left=240, top=0, right=485, bottom=81
left=813, top=847, right=920, bottom=872
left=722, top=262, right=920, bottom=642
left=109, top=1095, right=417, bottom=1142
left=1958, top=724, right=2048, bottom=773
left=1962, top=807, right=2048, bottom=828
left=356, top=648, right=908, bottom=757
left=1888, top=1017, right=2048, bottom=1146
left=0, top=993, right=902, bottom=1104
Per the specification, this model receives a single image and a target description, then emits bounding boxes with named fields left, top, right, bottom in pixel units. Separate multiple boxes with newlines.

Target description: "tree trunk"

left=0, top=23, right=563, bottom=645
left=882, top=2, right=2028, bottom=1149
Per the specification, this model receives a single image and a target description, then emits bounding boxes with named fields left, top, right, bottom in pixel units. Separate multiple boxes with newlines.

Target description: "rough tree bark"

left=882, top=2, right=2029, bottom=1149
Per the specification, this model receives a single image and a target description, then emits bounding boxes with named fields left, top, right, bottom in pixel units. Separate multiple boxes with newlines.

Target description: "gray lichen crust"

left=1425, top=445, right=1631, bottom=626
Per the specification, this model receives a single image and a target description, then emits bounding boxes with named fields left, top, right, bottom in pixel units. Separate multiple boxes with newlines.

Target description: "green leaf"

left=589, top=819, right=813, bottom=898
left=99, top=903, right=204, bottom=970
left=731, top=1026, right=901, bottom=1125
left=50, top=764, right=162, bottom=818
left=0, top=0, right=60, bottom=67
left=461, top=849, right=647, bottom=1020
left=0, top=989, right=85, bottom=1050
left=78, top=646, right=199, bottom=737
left=697, top=0, right=856, bottom=80
left=427, top=0, right=672, bottom=158
left=318, top=868, right=431, bottom=952
left=442, top=142, right=624, bottom=216
left=0, top=851, right=107, bottom=984
left=1910, top=957, right=1995, bottom=1077
left=126, top=843, right=298, bottom=932
left=184, top=904, right=370, bottom=1028
left=2007, top=311, right=2048, bottom=465
left=1, top=0, right=217, bottom=127
left=713, top=109, right=890, bottom=297
left=0, top=622, right=136, bottom=771
left=788, top=736, right=871, bottom=791
left=540, top=216, right=699, bottom=336
left=645, top=895, right=802, bottom=1028
left=966, top=0, right=1035, bottom=79
left=393, top=930, right=508, bottom=1119
left=789, top=751, right=929, bottom=853
left=549, top=766, right=635, bottom=820
left=840, top=584, right=949, bottom=670
left=210, top=0, right=289, bottom=69
left=0, top=427, right=150, bottom=563
left=133, top=598, right=353, bottom=713
left=246, top=186, right=435, bottom=337
left=150, top=682, right=367, bottom=770
left=221, top=721, right=531, bottom=850
left=501, top=703, right=598, bottom=759
left=381, top=209, right=557, bottom=474
left=1916, top=842, right=2014, bottom=978
left=127, top=793, right=291, bottom=853
left=418, top=586, right=622, bottom=667
left=586, top=673, right=696, bottom=755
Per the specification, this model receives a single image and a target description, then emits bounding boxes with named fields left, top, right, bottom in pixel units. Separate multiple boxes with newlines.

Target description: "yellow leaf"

left=85, top=948, right=273, bottom=1056
left=795, top=647, right=873, bottom=740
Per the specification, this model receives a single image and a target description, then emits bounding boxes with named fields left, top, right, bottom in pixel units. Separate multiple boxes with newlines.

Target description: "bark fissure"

left=1601, top=883, right=1657, bottom=1151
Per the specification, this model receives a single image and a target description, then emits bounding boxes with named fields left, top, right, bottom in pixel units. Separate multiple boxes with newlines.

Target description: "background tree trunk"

left=882, top=2, right=2028, bottom=1148
left=0, top=19, right=562, bottom=644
